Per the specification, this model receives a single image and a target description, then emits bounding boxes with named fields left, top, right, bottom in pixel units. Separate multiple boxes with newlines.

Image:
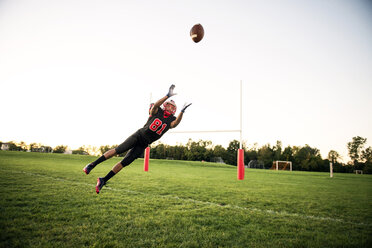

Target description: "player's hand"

left=167, top=84, right=177, bottom=97
left=181, top=103, right=192, bottom=113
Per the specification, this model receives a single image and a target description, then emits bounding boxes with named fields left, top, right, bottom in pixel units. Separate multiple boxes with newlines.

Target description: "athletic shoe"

left=96, top=177, right=106, bottom=194
left=83, top=163, right=94, bottom=175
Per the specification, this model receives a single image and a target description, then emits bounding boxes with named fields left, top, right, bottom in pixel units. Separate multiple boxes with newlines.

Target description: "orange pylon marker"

left=237, top=149, right=245, bottom=180
left=144, top=146, right=150, bottom=172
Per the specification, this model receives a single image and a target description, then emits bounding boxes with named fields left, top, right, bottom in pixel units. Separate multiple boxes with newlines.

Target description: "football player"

left=83, top=84, right=191, bottom=194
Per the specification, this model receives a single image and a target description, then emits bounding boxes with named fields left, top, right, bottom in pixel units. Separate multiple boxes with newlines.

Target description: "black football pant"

left=115, top=130, right=148, bottom=167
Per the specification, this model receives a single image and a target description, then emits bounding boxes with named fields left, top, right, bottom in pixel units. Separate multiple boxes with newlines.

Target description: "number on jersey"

left=149, top=118, right=167, bottom=135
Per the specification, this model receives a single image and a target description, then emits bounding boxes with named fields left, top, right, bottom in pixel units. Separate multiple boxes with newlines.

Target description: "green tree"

left=212, top=145, right=227, bottom=163
left=162, top=145, right=186, bottom=160
left=293, top=144, right=322, bottom=171
left=29, top=143, right=39, bottom=151
left=100, top=145, right=113, bottom=155
left=246, top=148, right=258, bottom=161
left=244, top=143, right=258, bottom=165
left=8, top=141, right=21, bottom=151
left=18, top=141, right=28, bottom=151
left=72, top=146, right=89, bottom=155
left=225, top=140, right=240, bottom=165
left=282, top=146, right=294, bottom=162
left=53, top=145, right=68, bottom=153
left=328, top=150, right=341, bottom=164
left=347, top=136, right=367, bottom=169
left=175, top=145, right=188, bottom=160
left=361, top=146, right=372, bottom=174
left=83, top=145, right=99, bottom=156
left=361, top=146, right=372, bottom=162
left=153, top=143, right=167, bottom=159
left=185, top=139, right=209, bottom=161
left=273, top=140, right=282, bottom=161
left=257, top=144, right=274, bottom=168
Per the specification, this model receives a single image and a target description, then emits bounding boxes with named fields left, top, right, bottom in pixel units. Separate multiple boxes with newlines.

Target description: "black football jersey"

left=139, top=107, right=176, bottom=144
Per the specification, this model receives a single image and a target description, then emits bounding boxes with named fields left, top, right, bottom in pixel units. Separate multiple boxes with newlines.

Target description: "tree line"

left=148, top=137, right=372, bottom=174
left=1, top=136, right=371, bottom=174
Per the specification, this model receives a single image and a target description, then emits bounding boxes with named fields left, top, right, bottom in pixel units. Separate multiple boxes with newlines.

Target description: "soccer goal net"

left=271, top=161, right=292, bottom=171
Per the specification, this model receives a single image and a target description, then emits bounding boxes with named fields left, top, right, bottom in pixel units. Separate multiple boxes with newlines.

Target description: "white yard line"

left=2, top=168, right=371, bottom=227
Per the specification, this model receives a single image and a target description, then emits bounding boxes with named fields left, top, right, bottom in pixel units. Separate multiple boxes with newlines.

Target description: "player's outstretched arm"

left=150, top=84, right=177, bottom=116
left=170, top=103, right=192, bottom=128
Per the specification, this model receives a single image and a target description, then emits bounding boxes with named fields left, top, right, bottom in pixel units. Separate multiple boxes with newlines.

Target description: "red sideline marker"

left=237, top=149, right=244, bottom=180
left=144, top=146, right=150, bottom=172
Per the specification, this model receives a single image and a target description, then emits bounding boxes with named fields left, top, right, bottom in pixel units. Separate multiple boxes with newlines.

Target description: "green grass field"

left=0, top=151, right=371, bottom=248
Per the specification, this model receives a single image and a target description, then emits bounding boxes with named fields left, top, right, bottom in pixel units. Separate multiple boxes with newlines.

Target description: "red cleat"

left=95, top=177, right=106, bottom=194
left=83, top=163, right=94, bottom=175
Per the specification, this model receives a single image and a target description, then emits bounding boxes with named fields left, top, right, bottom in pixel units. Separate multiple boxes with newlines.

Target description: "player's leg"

left=103, top=149, right=118, bottom=159
left=96, top=145, right=146, bottom=194
left=83, top=149, right=118, bottom=174
left=84, top=132, right=138, bottom=175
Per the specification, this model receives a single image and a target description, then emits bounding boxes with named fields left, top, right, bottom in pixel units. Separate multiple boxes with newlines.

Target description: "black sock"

left=103, top=170, right=116, bottom=182
left=92, top=155, right=107, bottom=167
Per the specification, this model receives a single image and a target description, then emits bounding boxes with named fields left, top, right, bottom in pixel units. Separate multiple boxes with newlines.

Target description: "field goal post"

left=272, top=161, right=292, bottom=171
left=145, top=81, right=245, bottom=180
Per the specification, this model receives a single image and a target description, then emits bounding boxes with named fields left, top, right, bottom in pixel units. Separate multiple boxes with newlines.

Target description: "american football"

left=190, top=23, right=204, bottom=43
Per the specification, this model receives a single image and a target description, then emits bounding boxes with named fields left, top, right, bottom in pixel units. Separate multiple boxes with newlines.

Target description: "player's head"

left=163, top=100, right=177, bottom=116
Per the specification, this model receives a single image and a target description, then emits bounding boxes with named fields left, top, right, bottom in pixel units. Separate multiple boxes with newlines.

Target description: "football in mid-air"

left=190, top=24, right=204, bottom=43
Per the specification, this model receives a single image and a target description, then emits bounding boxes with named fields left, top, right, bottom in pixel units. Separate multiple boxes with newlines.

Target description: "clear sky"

left=1, top=0, right=371, bottom=162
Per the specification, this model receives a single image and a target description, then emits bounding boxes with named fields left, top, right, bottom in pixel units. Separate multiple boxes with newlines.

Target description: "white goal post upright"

left=144, top=92, right=153, bottom=172
left=240, top=80, right=243, bottom=150
left=237, top=80, right=244, bottom=180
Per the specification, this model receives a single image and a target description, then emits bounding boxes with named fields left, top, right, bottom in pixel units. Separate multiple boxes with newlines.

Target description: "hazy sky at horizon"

left=1, top=0, right=372, bottom=162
